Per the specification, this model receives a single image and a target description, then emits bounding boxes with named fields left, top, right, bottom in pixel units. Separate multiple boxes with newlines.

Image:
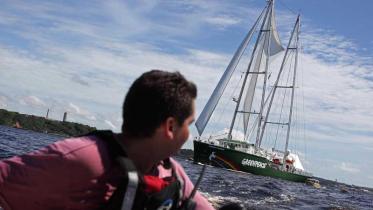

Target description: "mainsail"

left=242, top=6, right=284, bottom=135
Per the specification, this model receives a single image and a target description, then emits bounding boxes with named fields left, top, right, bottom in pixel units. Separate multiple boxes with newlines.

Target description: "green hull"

left=193, top=140, right=311, bottom=182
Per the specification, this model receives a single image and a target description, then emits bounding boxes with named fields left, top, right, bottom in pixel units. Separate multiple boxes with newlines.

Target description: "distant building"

left=63, top=112, right=67, bottom=122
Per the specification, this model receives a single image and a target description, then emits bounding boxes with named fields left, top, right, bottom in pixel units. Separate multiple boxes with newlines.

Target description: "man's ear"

left=164, top=117, right=176, bottom=139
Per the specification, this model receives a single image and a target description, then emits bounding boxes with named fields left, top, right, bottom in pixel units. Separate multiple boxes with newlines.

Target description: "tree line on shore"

left=0, top=108, right=194, bottom=157
left=0, top=109, right=96, bottom=136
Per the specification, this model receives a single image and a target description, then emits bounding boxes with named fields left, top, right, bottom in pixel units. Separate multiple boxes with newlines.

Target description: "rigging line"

left=214, top=72, right=245, bottom=135
left=273, top=72, right=287, bottom=147
left=290, top=95, right=297, bottom=153
left=273, top=83, right=286, bottom=147
left=285, top=51, right=296, bottom=135
left=299, top=36, right=308, bottom=164
left=285, top=52, right=295, bottom=147
left=292, top=73, right=298, bottom=153
left=264, top=87, right=280, bottom=147
left=289, top=28, right=306, bottom=161
left=245, top=109, right=260, bottom=142
left=234, top=108, right=244, bottom=141
left=261, top=61, right=289, bottom=148
left=246, top=87, right=267, bottom=141
left=272, top=50, right=294, bottom=147
left=292, top=46, right=302, bottom=155
left=294, top=65, right=304, bottom=155
left=246, top=74, right=278, bottom=142
left=291, top=29, right=302, bottom=155
left=277, top=0, right=298, bottom=16
left=292, top=85, right=298, bottom=153
left=267, top=109, right=277, bottom=150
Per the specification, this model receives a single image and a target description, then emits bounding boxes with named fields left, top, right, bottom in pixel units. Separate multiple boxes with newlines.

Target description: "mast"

left=284, top=15, right=300, bottom=159
left=254, top=1, right=274, bottom=148
left=228, top=0, right=273, bottom=140
left=257, top=15, right=301, bottom=148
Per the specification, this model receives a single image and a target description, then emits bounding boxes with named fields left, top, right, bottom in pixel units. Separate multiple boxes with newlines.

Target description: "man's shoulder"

left=169, top=157, right=188, bottom=177
left=45, top=135, right=104, bottom=157
left=169, top=157, right=183, bottom=169
left=43, top=134, right=114, bottom=172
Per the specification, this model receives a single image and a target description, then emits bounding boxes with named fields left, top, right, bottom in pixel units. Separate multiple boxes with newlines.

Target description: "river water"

left=0, top=125, right=372, bottom=209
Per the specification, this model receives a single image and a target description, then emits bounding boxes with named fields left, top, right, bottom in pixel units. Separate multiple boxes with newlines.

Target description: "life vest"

left=272, top=158, right=280, bottom=165
left=285, top=159, right=295, bottom=164
left=88, top=130, right=196, bottom=210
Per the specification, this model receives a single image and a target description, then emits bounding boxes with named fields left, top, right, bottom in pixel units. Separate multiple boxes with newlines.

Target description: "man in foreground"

left=0, top=70, right=214, bottom=210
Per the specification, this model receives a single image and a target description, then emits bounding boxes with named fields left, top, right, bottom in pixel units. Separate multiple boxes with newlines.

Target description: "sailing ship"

left=193, top=0, right=312, bottom=182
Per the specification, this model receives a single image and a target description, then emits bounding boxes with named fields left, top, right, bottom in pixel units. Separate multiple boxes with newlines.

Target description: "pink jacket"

left=0, top=135, right=214, bottom=210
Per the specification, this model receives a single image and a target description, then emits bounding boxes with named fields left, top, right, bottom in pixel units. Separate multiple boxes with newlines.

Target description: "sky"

left=0, top=0, right=373, bottom=188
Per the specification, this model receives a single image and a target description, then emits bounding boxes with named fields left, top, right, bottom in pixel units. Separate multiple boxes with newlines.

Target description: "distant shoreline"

left=0, top=108, right=194, bottom=158
left=0, top=109, right=96, bottom=137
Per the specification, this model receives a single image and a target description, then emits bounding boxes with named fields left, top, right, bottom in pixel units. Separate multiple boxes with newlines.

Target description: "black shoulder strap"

left=104, top=157, right=139, bottom=210
left=88, top=131, right=195, bottom=210
left=116, top=157, right=139, bottom=210
left=87, top=130, right=139, bottom=210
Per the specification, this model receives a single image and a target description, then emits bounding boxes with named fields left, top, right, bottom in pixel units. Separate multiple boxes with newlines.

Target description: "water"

left=1, top=125, right=372, bottom=210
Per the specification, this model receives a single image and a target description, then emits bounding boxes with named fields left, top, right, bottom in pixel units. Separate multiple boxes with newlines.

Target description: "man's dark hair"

left=122, top=70, right=197, bottom=138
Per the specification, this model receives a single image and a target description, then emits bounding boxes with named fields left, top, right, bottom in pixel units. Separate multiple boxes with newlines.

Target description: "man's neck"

left=114, top=133, right=164, bottom=174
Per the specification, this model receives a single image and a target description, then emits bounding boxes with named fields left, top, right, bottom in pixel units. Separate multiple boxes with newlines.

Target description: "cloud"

left=364, top=147, right=373, bottom=151
left=186, top=49, right=229, bottom=68
left=70, top=74, right=90, bottom=87
left=67, top=103, right=83, bottom=114
left=337, top=162, right=361, bottom=174
left=66, top=102, right=96, bottom=121
left=19, top=96, right=46, bottom=107
left=205, top=15, right=241, bottom=28
left=0, top=96, right=7, bottom=108
left=96, top=0, right=261, bottom=40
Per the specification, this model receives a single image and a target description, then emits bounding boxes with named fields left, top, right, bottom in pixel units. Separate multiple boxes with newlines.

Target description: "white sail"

left=195, top=9, right=265, bottom=136
left=265, top=7, right=284, bottom=56
left=242, top=5, right=284, bottom=135
left=242, top=37, right=266, bottom=135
